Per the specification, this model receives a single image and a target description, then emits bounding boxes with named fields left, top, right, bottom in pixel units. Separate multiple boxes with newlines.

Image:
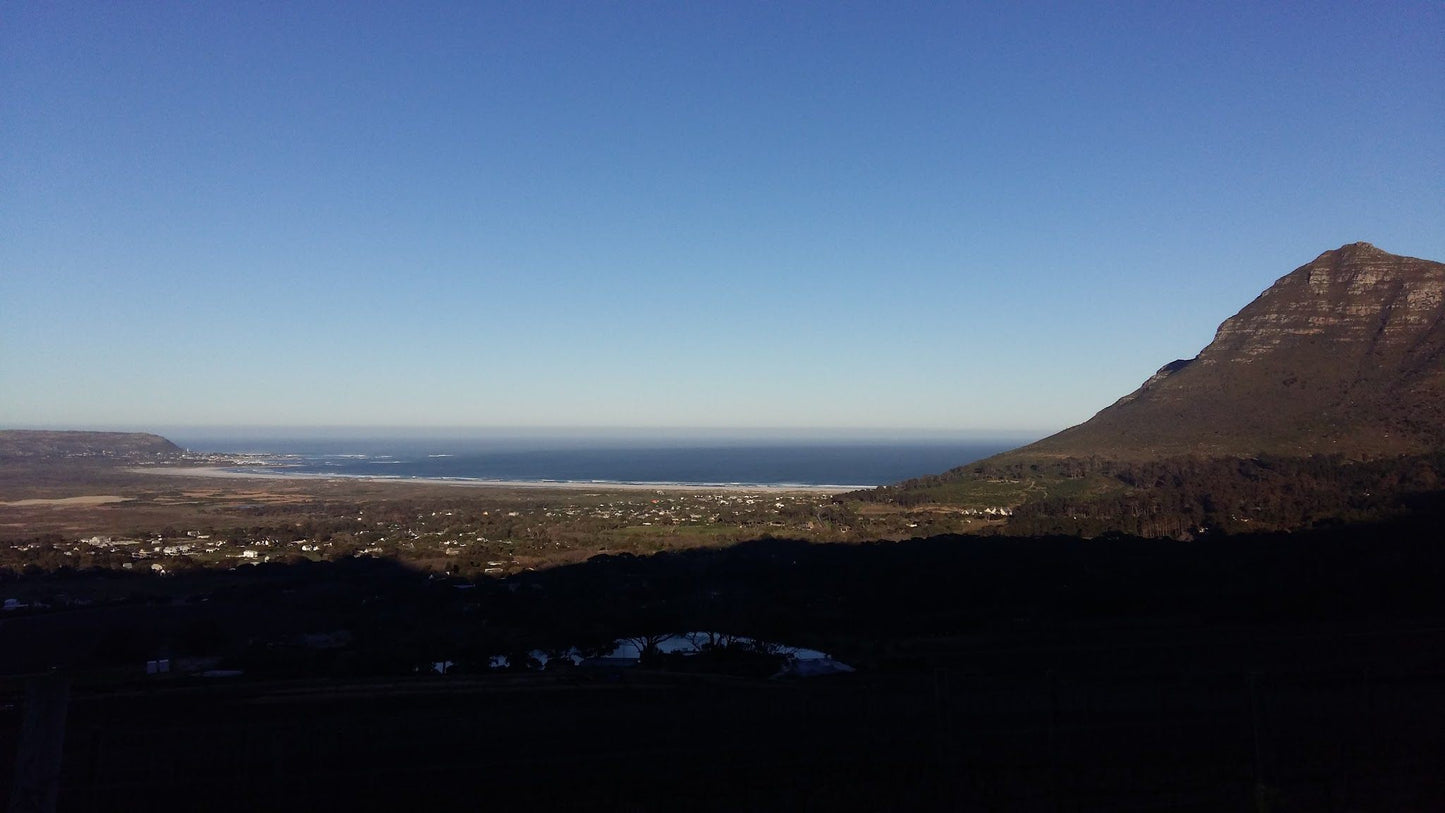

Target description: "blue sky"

left=3, top=1, right=1442, bottom=436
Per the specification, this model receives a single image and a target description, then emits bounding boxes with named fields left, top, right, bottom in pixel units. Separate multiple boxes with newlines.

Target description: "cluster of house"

left=70, top=533, right=300, bottom=570
left=961, top=506, right=1014, bottom=517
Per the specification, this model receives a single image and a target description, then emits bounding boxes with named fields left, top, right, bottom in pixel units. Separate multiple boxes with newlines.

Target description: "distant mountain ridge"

left=0, top=430, right=182, bottom=461
left=1002, top=242, right=1445, bottom=462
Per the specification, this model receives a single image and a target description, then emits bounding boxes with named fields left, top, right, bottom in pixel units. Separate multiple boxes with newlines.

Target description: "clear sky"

left=3, top=1, right=1442, bottom=436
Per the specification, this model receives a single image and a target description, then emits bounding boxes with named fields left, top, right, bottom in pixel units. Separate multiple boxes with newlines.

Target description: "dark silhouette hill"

left=1011, top=242, right=1445, bottom=461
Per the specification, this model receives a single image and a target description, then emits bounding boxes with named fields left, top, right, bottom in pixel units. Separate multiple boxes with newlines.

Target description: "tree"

left=622, top=632, right=673, bottom=662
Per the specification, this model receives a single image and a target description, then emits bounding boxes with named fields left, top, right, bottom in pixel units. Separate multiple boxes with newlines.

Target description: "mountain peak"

left=1001, top=243, right=1445, bottom=461
left=1300, top=241, right=1433, bottom=279
left=1327, top=240, right=1382, bottom=255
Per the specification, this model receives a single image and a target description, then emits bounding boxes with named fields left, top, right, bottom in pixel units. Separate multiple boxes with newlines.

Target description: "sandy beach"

left=134, top=466, right=859, bottom=495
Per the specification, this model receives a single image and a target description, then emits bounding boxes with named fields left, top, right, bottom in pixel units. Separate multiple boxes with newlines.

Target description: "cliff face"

left=1208, top=242, right=1445, bottom=359
left=1017, top=243, right=1445, bottom=460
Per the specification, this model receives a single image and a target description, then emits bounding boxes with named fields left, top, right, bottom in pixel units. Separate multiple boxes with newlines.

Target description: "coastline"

left=133, top=466, right=861, bottom=495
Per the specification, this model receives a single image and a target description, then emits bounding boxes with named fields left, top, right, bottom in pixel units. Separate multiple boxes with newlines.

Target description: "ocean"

left=165, top=432, right=1034, bottom=488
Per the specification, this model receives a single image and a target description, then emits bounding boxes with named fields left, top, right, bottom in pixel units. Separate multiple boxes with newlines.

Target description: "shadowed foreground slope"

left=4, top=499, right=1445, bottom=810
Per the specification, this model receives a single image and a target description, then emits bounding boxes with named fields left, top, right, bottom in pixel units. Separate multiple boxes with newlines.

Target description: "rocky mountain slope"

left=860, top=244, right=1445, bottom=533
left=1012, top=242, right=1445, bottom=461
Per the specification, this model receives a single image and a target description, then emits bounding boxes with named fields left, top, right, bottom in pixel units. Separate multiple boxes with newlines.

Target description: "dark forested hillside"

left=1000, top=454, right=1445, bottom=537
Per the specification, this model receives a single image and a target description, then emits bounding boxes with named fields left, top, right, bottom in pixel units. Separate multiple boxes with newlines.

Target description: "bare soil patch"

left=1, top=495, right=131, bottom=507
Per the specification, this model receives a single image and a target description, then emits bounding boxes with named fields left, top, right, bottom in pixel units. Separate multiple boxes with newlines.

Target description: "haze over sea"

left=167, top=431, right=1034, bottom=489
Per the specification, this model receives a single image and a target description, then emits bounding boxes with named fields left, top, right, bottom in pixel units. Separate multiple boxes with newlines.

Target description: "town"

left=2, top=476, right=1012, bottom=589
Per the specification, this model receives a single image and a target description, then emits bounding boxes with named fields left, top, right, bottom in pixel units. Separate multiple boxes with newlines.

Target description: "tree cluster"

left=1005, top=453, right=1445, bottom=537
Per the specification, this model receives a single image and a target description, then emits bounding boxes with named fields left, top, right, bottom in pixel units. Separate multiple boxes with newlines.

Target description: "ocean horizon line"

left=142, top=466, right=867, bottom=494
left=13, top=424, right=1051, bottom=445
